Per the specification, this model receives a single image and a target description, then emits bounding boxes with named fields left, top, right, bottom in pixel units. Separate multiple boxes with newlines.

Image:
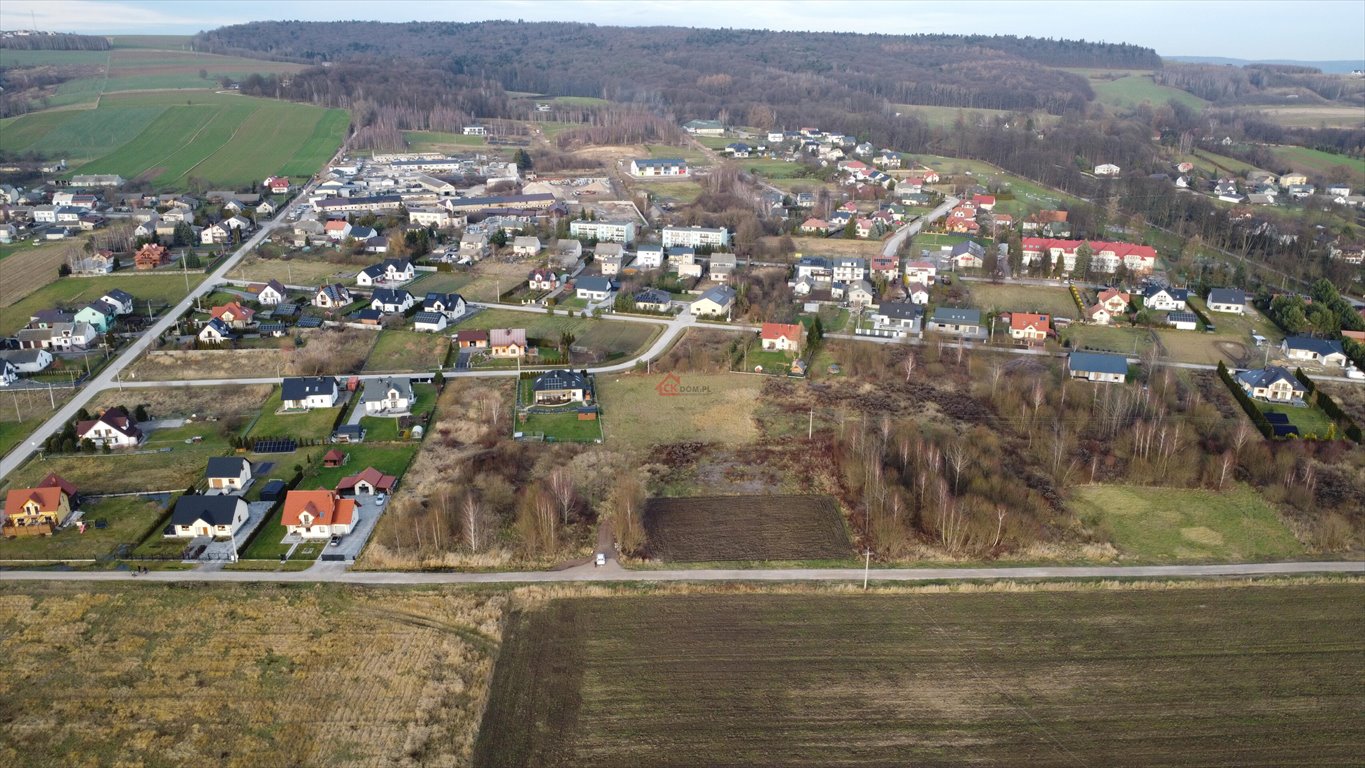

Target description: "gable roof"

left=877, top=302, right=923, bottom=321
left=931, top=307, right=982, bottom=325
left=576, top=276, right=612, bottom=293
left=371, top=288, right=413, bottom=305
left=760, top=322, right=803, bottom=343
left=205, top=456, right=250, bottom=479
left=281, top=376, right=336, bottom=401
left=1235, top=366, right=1301, bottom=391
left=1207, top=288, right=1245, bottom=305
left=362, top=376, right=414, bottom=404
left=281, top=490, right=356, bottom=527
left=336, top=467, right=397, bottom=494
left=1283, top=336, right=1345, bottom=356
left=76, top=407, right=142, bottom=441
left=170, top=495, right=244, bottom=527
left=698, top=285, right=736, bottom=305
left=1010, top=312, right=1051, bottom=332
left=490, top=328, right=528, bottom=347
left=533, top=369, right=588, bottom=392
left=38, top=472, right=77, bottom=497
left=5, top=486, right=66, bottom=517
left=1069, top=351, right=1128, bottom=375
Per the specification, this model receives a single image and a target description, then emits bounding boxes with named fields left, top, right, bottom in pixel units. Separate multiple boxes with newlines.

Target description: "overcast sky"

left=3, top=0, right=1363, bottom=62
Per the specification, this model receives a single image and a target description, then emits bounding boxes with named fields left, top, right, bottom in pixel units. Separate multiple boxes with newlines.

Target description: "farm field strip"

left=474, top=585, right=1365, bottom=768
left=644, top=494, right=851, bottom=562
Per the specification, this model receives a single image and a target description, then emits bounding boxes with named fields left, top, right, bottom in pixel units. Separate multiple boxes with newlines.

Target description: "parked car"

left=595, top=553, right=607, bottom=567
left=329, top=535, right=342, bottom=547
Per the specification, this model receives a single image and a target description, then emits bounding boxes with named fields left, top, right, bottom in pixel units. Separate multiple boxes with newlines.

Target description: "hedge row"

left=1186, top=299, right=1213, bottom=329
left=1294, top=368, right=1364, bottom=444
left=1217, top=360, right=1273, bottom=439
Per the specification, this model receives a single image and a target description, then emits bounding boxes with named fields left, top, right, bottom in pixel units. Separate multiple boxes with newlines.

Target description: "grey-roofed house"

left=1167, top=311, right=1199, bottom=331
left=633, top=288, right=672, bottom=313
left=1235, top=366, right=1305, bottom=402
left=205, top=457, right=252, bottom=492
left=1206, top=288, right=1246, bottom=314
left=867, top=302, right=923, bottom=338
left=413, top=311, right=449, bottom=333
left=1281, top=336, right=1348, bottom=366
left=532, top=369, right=591, bottom=405
left=927, top=307, right=986, bottom=338
left=576, top=276, right=613, bottom=302
left=166, top=495, right=249, bottom=538
left=281, top=376, right=338, bottom=410
left=361, top=376, right=414, bottom=415
left=690, top=285, right=737, bottom=317
left=1067, top=351, right=1129, bottom=383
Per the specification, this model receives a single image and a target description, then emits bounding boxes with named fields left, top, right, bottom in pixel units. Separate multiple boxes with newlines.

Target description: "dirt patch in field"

left=643, top=494, right=852, bottom=562
left=0, top=243, right=80, bottom=307
left=1214, top=340, right=1249, bottom=366
left=123, top=384, right=274, bottom=421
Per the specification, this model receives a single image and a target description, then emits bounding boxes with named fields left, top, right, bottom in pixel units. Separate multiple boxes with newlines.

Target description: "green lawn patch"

left=1266, top=145, right=1365, bottom=179
left=517, top=411, right=603, bottom=443
left=0, top=495, right=168, bottom=561
left=301, top=443, right=419, bottom=492
left=363, top=330, right=451, bottom=373
left=1090, top=73, right=1208, bottom=111
left=1257, top=401, right=1337, bottom=439
left=1, top=273, right=206, bottom=336
left=454, top=309, right=660, bottom=362
left=1071, top=484, right=1303, bottom=562
left=358, top=383, right=437, bottom=441
left=402, top=130, right=486, bottom=151
left=246, top=390, right=340, bottom=441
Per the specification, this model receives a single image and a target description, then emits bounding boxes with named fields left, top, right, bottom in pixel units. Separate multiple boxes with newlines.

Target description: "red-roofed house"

left=904, top=260, right=937, bottom=285
left=1096, top=288, right=1131, bottom=314
left=210, top=301, right=256, bottom=328
left=1009, top=313, right=1052, bottom=343
left=869, top=254, right=899, bottom=279
left=800, top=218, right=829, bottom=234
left=264, top=176, right=291, bottom=194
left=281, top=490, right=356, bottom=538
left=322, top=449, right=347, bottom=468
left=336, top=467, right=397, bottom=497
left=1086, top=304, right=1113, bottom=325
left=946, top=218, right=980, bottom=235
left=760, top=323, right=804, bottom=352
left=76, top=407, right=143, bottom=449
left=1021, top=238, right=1157, bottom=275
left=972, top=194, right=996, bottom=211
left=38, top=472, right=78, bottom=499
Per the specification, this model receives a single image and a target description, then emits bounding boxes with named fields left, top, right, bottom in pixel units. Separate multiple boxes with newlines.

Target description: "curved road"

left=0, top=560, right=1359, bottom=584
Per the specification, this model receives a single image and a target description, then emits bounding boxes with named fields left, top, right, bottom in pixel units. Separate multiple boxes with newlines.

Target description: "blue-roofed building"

left=1235, top=366, right=1305, bottom=402
left=1067, top=351, right=1129, bottom=383
left=927, top=307, right=985, bottom=338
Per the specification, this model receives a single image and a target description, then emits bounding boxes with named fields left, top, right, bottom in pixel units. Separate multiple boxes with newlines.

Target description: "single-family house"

left=422, top=292, right=467, bottom=319
left=1167, top=311, right=1199, bottom=331
left=599, top=252, right=627, bottom=277
left=928, top=307, right=985, bottom=338
left=1094, top=163, right=1121, bottom=176
left=314, top=284, right=353, bottom=308
left=73, top=301, right=117, bottom=333
left=281, top=377, right=339, bottom=410
left=528, top=269, right=560, bottom=292
left=1143, top=285, right=1188, bottom=311
left=847, top=280, right=877, bottom=308
left=1281, top=337, right=1347, bottom=366
left=0, top=360, right=16, bottom=388
left=950, top=241, right=985, bottom=270
left=356, top=259, right=415, bottom=287
left=254, top=280, right=288, bottom=306
left=205, top=457, right=252, bottom=492
left=634, top=244, right=664, bottom=270
left=281, top=490, right=356, bottom=538
left=198, top=317, right=234, bottom=343
left=325, top=220, right=353, bottom=241
left=1009, top=312, right=1052, bottom=343
left=1096, top=288, right=1130, bottom=314
left=461, top=231, right=490, bottom=260
left=336, top=467, right=397, bottom=497
left=760, top=323, right=803, bottom=352
left=100, top=288, right=135, bottom=315
left=904, top=260, right=937, bottom=286
left=532, top=369, right=591, bottom=404
left=630, top=158, right=689, bottom=177
left=1206, top=288, right=1245, bottom=314
left=455, top=330, right=490, bottom=349
left=210, top=301, right=256, bottom=328
left=633, top=288, right=672, bottom=312
left=868, top=302, right=923, bottom=337
left=0, top=349, right=53, bottom=374
left=361, top=377, right=414, bottom=415
left=691, top=285, right=737, bottom=317
left=413, top=311, right=449, bottom=333
left=3, top=485, right=71, bottom=537
left=264, top=176, right=291, bottom=194
left=1085, top=304, right=1113, bottom=325
left=1235, top=366, right=1305, bottom=403
left=1067, top=351, right=1128, bottom=383
left=165, top=495, right=249, bottom=538
left=489, top=328, right=530, bottom=358
left=832, top=258, right=867, bottom=283
left=370, top=288, right=415, bottom=314
left=576, top=276, right=613, bottom=302
left=76, top=406, right=143, bottom=448
left=904, top=282, right=931, bottom=305
left=512, top=236, right=542, bottom=257
left=708, top=252, right=737, bottom=282
left=134, top=243, right=168, bottom=270
left=1279, top=172, right=1308, bottom=188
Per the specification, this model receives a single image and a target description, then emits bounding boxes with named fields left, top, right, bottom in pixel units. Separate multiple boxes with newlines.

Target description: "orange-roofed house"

left=336, top=466, right=397, bottom=497
left=1096, top=288, right=1131, bottom=314
left=760, top=322, right=804, bottom=352
left=210, top=301, right=256, bottom=328
left=134, top=243, right=168, bottom=270
left=1009, top=312, right=1052, bottom=343
left=4, top=486, right=70, bottom=538
left=281, top=490, right=356, bottom=538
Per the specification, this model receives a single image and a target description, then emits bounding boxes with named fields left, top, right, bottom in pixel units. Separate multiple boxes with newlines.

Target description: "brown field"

left=0, top=582, right=505, bottom=768
left=124, top=383, right=275, bottom=422
left=127, top=328, right=378, bottom=380
left=1318, top=381, right=1365, bottom=425
left=458, top=260, right=538, bottom=302
left=473, top=582, right=1365, bottom=768
left=0, top=240, right=83, bottom=307
left=597, top=372, right=762, bottom=449
left=785, top=235, right=885, bottom=257
left=1246, top=106, right=1365, bottom=129
left=643, top=494, right=852, bottom=562
left=229, top=253, right=362, bottom=285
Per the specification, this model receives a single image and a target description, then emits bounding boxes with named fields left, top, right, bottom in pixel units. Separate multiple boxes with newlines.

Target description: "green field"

left=517, top=411, right=603, bottom=442
left=363, top=330, right=451, bottom=373
left=301, top=443, right=419, bottom=492
left=551, top=95, right=613, bottom=107
left=0, top=495, right=167, bottom=561
left=967, top=283, right=1079, bottom=319
left=1266, top=145, right=1365, bottom=179
left=2, top=91, right=346, bottom=189
left=1257, top=400, right=1338, bottom=439
left=454, top=310, right=660, bottom=362
left=1088, top=73, right=1208, bottom=111
left=893, top=104, right=1060, bottom=128
left=474, top=585, right=1365, bottom=767
left=1071, top=484, right=1303, bottom=561
left=246, top=390, right=341, bottom=441
left=631, top=180, right=703, bottom=204
left=644, top=143, right=705, bottom=162
left=0, top=274, right=205, bottom=336
left=1064, top=323, right=1156, bottom=356
left=738, top=158, right=808, bottom=179
left=402, top=130, right=486, bottom=151
left=359, top=383, right=437, bottom=441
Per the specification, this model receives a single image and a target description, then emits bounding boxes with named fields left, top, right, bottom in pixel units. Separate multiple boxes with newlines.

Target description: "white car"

left=594, top=553, right=606, bottom=567
left=1347, top=367, right=1365, bottom=380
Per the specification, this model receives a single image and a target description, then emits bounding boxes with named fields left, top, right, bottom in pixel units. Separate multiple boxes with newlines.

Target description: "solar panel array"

left=252, top=438, right=298, bottom=453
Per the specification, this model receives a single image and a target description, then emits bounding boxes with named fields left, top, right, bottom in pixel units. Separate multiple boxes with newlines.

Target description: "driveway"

left=195, top=500, right=273, bottom=561
left=322, top=495, right=385, bottom=561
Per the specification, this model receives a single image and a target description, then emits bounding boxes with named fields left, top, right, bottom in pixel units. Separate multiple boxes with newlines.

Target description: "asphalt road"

left=883, top=195, right=960, bottom=257
left=1, top=559, right=1358, bottom=585
left=0, top=180, right=324, bottom=479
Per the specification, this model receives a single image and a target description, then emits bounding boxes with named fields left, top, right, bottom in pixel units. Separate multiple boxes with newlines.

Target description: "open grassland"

left=632, top=179, right=704, bottom=204
left=69, top=93, right=346, bottom=188
left=0, top=106, right=167, bottom=163
left=738, top=157, right=810, bottom=179
left=0, top=389, right=77, bottom=458
left=302, top=443, right=420, bottom=491
left=1246, top=105, right=1365, bottom=129
left=364, top=329, right=451, bottom=372
left=128, top=327, right=378, bottom=381
left=0, top=495, right=166, bottom=561
left=229, top=252, right=363, bottom=285
left=597, top=372, right=762, bottom=448
left=1, top=273, right=205, bottom=333
left=783, top=235, right=883, bottom=257
left=967, top=283, right=1079, bottom=319
left=643, top=494, right=851, bottom=562
left=1190, top=148, right=1266, bottom=176
left=1071, top=484, right=1303, bottom=561
left=643, top=143, right=705, bottom=162
left=402, top=130, right=486, bottom=151
left=1266, top=145, right=1365, bottom=179
left=6, top=433, right=231, bottom=495
left=247, top=389, right=341, bottom=441
left=1083, top=72, right=1208, bottom=111
left=894, top=104, right=1060, bottom=128
left=474, top=583, right=1365, bottom=768
left=1064, top=323, right=1156, bottom=357
left=0, top=238, right=90, bottom=309
left=455, top=309, right=660, bottom=362
left=0, top=583, right=505, bottom=768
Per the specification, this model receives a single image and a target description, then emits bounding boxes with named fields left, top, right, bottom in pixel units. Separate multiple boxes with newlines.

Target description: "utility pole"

left=863, top=549, right=871, bottom=590
left=808, top=407, right=814, bottom=439
left=48, top=383, right=55, bottom=409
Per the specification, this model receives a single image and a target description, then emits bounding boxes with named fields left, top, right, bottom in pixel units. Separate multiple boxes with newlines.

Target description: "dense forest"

left=196, top=22, right=1164, bottom=116
left=0, top=32, right=109, bottom=50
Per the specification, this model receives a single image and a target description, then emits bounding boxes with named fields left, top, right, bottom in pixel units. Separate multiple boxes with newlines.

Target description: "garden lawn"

left=0, top=495, right=168, bottom=561
left=1070, top=484, right=1303, bottom=561
left=246, top=390, right=341, bottom=441
left=402, top=131, right=486, bottom=151
left=1257, top=401, right=1337, bottom=439
left=517, top=411, right=603, bottom=442
left=301, top=443, right=420, bottom=491
left=359, top=384, right=438, bottom=441
left=968, top=283, right=1080, bottom=319
left=1, top=274, right=206, bottom=334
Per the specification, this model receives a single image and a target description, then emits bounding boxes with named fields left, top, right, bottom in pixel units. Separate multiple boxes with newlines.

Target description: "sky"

left=2, top=0, right=1363, bottom=62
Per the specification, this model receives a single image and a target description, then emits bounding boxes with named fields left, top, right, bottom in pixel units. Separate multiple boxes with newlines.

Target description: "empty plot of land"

left=643, top=494, right=851, bottom=562
left=473, top=585, right=1365, bottom=768
left=1071, top=484, right=1303, bottom=561
left=968, top=283, right=1079, bottom=319
left=230, top=254, right=362, bottom=285
left=597, top=372, right=762, bottom=448
left=0, top=583, right=505, bottom=768
left=1248, top=106, right=1365, bottom=129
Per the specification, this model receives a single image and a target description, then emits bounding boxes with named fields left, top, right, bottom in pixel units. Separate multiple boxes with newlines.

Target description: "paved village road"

left=0, top=180, right=327, bottom=480
left=0, top=560, right=1359, bottom=585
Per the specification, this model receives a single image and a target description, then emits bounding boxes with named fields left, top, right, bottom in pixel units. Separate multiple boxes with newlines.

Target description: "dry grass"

left=1246, top=106, right=1365, bottom=129
left=0, top=582, right=506, bottom=768
left=968, top=283, right=1080, bottom=319
left=229, top=253, right=363, bottom=285
left=597, top=372, right=763, bottom=449
left=125, top=383, right=274, bottom=421
left=0, top=239, right=82, bottom=307
left=458, top=260, right=538, bottom=302
left=784, top=236, right=885, bottom=257
left=127, top=328, right=378, bottom=380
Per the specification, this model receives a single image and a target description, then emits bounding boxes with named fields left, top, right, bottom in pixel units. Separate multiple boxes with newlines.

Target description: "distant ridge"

left=1165, top=55, right=1365, bottom=74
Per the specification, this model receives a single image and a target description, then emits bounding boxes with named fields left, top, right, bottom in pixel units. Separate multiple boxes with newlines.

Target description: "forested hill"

left=0, top=32, right=110, bottom=50
left=192, top=21, right=1159, bottom=115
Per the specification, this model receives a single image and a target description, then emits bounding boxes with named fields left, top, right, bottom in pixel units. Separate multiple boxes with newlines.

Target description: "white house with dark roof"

left=1235, top=366, right=1305, bottom=402
left=356, top=259, right=415, bottom=287
left=281, top=377, right=338, bottom=410
left=205, top=457, right=252, bottom=492
left=1281, top=337, right=1347, bottom=366
left=1206, top=288, right=1245, bottom=314
left=1067, top=351, right=1128, bottom=383
left=167, top=495, right=249, bottom=538
left=361, top=377, right=414, bottom=415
